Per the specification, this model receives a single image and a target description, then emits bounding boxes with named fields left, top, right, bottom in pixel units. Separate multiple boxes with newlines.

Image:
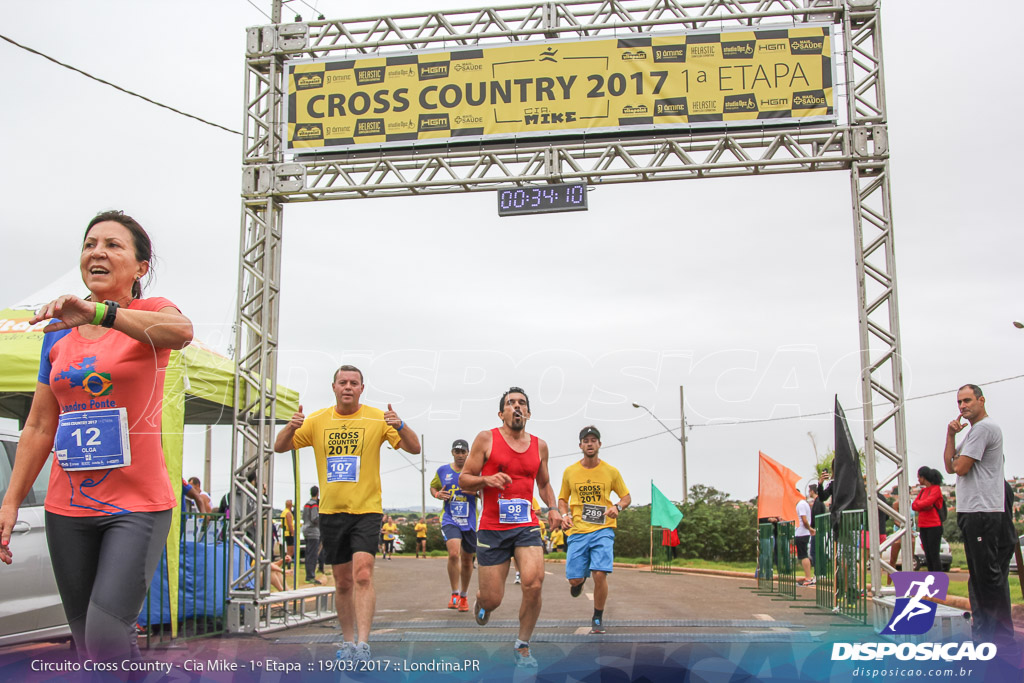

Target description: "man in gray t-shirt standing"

left=943, top=384, right=1015, bottom=645
left=302, top=486, right=322, bottom=585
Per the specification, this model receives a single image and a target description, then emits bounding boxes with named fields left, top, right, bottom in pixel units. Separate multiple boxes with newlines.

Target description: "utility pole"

left=679, top=386, right=688, bottom=504
left=421, top=434, right=426, bottom=519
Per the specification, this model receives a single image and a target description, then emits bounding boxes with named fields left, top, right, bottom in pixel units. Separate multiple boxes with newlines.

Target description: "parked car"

left=1008, top=534, right=1024, bottom=573
left=0, top=429, right=70, bottom=647
left=893, top=530, right=952, bottom=572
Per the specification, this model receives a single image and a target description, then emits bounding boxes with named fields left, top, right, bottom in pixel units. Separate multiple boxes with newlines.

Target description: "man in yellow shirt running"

left=558, top=426, right=631, bottom=634
left=274, top=365, right=420, bottom=663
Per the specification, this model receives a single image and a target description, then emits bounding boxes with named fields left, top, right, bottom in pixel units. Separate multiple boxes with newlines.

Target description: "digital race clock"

left=497, top=183, right=588, bottom=217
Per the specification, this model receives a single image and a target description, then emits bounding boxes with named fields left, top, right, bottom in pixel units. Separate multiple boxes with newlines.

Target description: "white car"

left=0, top=430, right=71, bottom=647
left=893, top=530, right=952, bottom=572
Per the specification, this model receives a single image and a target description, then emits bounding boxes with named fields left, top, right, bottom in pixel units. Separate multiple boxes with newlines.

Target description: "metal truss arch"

left=233, top=0, right=908, bottom=632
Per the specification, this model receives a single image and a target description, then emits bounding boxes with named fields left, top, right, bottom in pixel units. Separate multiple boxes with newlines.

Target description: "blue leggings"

left=45, top=509, right=172, bottom=662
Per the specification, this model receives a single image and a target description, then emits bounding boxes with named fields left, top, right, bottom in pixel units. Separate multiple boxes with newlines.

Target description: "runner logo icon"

left=882, top=571, right=949, bottom=635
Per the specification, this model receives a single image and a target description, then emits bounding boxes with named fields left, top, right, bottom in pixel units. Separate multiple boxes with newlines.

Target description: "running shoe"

left=590, top=617, right=606, bottom=634
left=570, top=580, right=584, bottom=598
left=513, top=644, right=538, bottom=668
left=336, top=642, right=355, bottom=663
left=457, top=595, right=470, bottom=612
left=448, top=593, right=459, bottom=609
left=514, top=572, right=521, bottom=585
left=353, top=642, right=372, bottom=662
left=473, top=600, right=490, bottom=626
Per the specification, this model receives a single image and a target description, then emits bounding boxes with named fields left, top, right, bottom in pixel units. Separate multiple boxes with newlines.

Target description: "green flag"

left=651, top=482, right=683, bottom=529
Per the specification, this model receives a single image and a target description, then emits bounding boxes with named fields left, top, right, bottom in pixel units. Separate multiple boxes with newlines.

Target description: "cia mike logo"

left=882, top=572, right=949, bottom=635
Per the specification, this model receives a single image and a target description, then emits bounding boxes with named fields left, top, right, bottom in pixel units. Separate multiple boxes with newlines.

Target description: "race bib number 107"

left=327, top=456, right=360, bottom=483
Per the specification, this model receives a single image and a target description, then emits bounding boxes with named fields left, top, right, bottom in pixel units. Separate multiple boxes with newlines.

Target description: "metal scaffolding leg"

left=844, top=0, right=911, bottom=629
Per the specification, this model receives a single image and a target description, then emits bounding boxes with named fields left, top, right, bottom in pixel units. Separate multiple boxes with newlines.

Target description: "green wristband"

left=91, top=302, right=107, bottom=326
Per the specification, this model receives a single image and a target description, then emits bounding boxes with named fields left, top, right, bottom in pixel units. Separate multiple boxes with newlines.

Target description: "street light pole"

left=679, top=386, right=688, bottom=504
left=633, top=392, right=689, bottom=504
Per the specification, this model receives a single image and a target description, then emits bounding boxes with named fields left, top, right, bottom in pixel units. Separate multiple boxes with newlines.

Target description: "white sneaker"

left=514, top=572, right=521, bottom=585
left=353, top=641, right=372, bottom=662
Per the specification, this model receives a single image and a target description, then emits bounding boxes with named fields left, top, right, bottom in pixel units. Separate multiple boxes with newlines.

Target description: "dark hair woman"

left=912, top=466, right=946, bottom=572
left=0, top=210, right=192, bottom=663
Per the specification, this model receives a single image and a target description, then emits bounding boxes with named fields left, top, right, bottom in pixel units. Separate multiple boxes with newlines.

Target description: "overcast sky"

left=2, top=0, right=1021, bottom=512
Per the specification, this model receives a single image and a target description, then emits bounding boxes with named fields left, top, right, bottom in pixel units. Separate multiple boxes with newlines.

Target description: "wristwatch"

left=101, top=300, right=120, bottom=328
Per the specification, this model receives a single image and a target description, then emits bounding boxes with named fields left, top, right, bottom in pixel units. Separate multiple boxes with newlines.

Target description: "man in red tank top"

left=459, top=387, right=563, bottom=669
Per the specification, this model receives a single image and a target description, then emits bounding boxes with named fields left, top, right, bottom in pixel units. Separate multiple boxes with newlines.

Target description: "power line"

left=285, top=0, right=323, bottom=18
left=688, top=373, right=1024, bottom=429
left=551, top=430, right=672, bottom=459
left=382, top=462, right=417, bottom=476
left=245, top=0, right=272, bottom=21
left=552, top=372, right=1024, bottom=457
left=0, top=33, right=242, bottom=136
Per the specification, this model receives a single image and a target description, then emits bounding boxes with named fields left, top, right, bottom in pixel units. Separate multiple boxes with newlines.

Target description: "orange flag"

left=757, top=451, right=806, bottom=522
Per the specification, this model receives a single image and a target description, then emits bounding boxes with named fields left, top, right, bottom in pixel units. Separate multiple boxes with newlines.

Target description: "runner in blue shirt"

left=430, top=439, right=479, bottom=612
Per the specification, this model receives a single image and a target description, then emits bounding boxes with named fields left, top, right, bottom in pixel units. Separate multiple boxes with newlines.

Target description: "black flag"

left=830, top=396, right=867, bottom=531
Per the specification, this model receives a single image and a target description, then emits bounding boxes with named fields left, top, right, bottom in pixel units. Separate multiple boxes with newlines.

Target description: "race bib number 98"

left=54, top=408, right=131, bottom=471
left=327, top=455, right=360, bottom=483
left=498, top=498, right=531, bottom=524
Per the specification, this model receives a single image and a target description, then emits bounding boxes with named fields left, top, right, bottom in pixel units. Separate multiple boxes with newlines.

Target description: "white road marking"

left=752, top=612, right=791, bottom=633
left=586, top=592, right=594, bottom=601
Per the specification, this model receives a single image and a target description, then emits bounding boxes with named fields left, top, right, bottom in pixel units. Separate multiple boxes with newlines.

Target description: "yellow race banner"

left=286, top=25, right=834, bottom=152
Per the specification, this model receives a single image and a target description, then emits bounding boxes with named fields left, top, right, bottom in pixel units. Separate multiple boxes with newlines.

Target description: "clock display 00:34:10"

left=497, top=183, right=588, bottom=216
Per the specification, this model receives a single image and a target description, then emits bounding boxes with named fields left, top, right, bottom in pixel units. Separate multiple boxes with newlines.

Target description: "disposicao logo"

left=831, top=572, right=998, bottom=663
left=884, top=572, right=947, bottom=635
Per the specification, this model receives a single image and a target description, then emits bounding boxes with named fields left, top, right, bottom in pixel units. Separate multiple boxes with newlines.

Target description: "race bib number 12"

left=54, top=408, right=131, bottom=471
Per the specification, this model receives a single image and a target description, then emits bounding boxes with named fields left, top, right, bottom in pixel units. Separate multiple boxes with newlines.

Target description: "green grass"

left=947, top=542, right=969, bottom=570
left=943, top=579, right=1024, bottom=606
left=609, top=556, right=757, bottom=572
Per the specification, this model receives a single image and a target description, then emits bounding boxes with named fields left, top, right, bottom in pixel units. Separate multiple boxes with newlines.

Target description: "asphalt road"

left=0, top=555, right=885, bottom=682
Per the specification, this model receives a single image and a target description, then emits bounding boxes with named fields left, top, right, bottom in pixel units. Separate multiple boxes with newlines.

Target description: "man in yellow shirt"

left=549, top=526, right=565, bottom=553
left=381, top=516, right=398, bottom=560
left=414, top=519, right=428, bottom=558
left=558, top=426, right=631, bottom=634
left=274, top=365, right=420, bottom=663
